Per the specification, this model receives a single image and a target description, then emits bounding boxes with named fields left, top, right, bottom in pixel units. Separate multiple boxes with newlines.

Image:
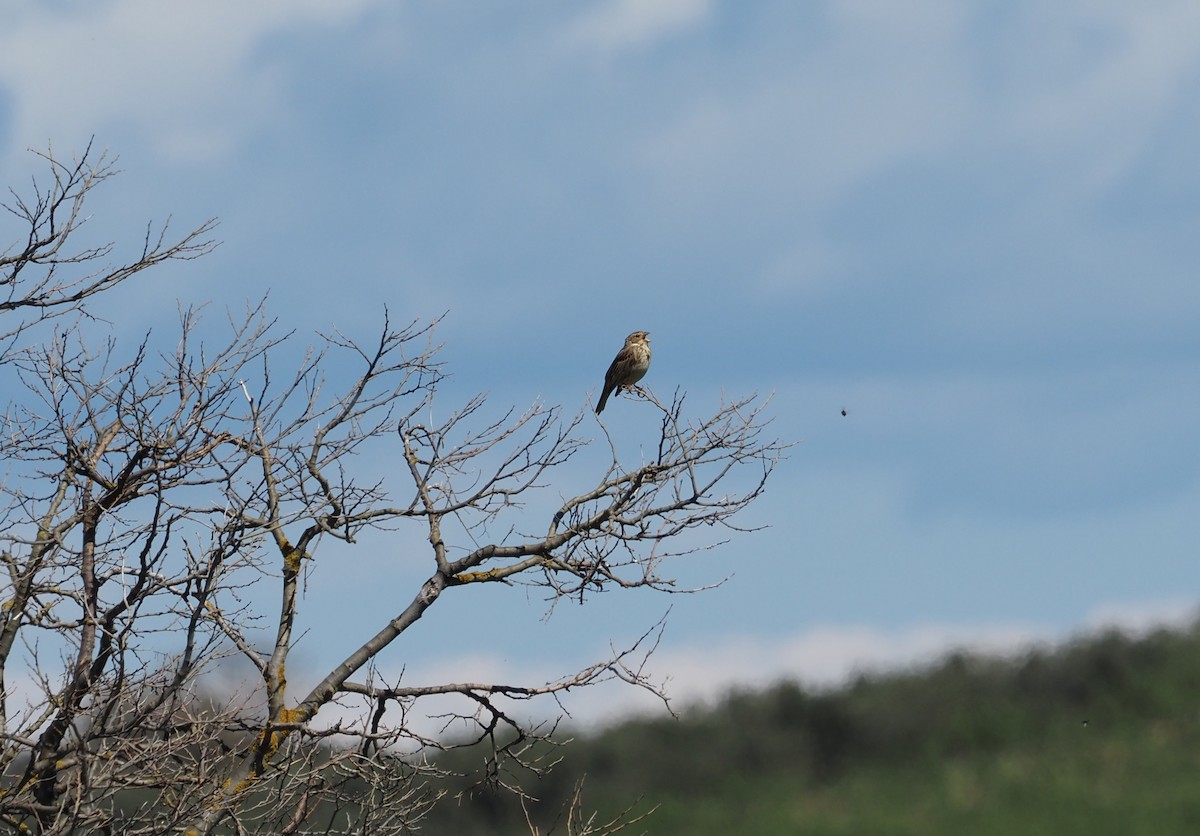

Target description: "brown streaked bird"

left=596, top=331, right=652, bottom=415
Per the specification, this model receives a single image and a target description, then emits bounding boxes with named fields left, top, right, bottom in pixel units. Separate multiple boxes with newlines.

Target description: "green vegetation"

left=423, top=620, right=1200, bottom=834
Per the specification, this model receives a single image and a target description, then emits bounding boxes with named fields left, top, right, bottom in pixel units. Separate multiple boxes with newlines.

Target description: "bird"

left=596, top=331, right=651, bottom=414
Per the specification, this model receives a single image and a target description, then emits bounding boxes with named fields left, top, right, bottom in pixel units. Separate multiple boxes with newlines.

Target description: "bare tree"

left=0, top=147, right=784, bottom=835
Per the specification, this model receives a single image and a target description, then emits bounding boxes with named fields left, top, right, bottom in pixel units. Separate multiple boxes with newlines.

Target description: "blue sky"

left=3, top=0, right=1199, bottom=721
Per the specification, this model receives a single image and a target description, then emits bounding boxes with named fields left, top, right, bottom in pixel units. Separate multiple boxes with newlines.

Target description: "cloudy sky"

left=3, top=0, right=1199, bottom=722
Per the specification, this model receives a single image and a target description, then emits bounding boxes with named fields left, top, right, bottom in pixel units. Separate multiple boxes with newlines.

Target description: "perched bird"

left=596, top=331, right=652, bottom=414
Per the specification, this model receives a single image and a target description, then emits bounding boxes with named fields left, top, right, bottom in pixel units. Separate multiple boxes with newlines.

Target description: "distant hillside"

left=423, top=620, right=1200, bottom=834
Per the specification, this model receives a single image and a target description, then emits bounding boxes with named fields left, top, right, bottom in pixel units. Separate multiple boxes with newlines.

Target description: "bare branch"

left=0, top=152, right=784, bottom=834
left=0, top=141, right=217, bottom=356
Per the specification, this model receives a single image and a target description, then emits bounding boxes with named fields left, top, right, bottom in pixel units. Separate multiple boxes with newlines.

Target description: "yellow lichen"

left=283, top=546, right=306, bottom=573
left=455, top=568, right=505, bottom=583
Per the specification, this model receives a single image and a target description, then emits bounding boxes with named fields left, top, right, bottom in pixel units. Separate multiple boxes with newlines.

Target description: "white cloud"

left=560, top=597, right=1197, bottom=724
left=983, top=4, right=1200, bottom=195
left=626, top=4, right=972, bottom=238
left=564, top=0, right=711, bottom=52
left=9, top=600, right=1192, bottom=758
left=0, top=0, right=381, bottom=164
left=1081, top=598, right=1196, bottom=635
left=299, top=598, right=1198, bottom=737
left=622, top=3, right=1200, bottom=267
